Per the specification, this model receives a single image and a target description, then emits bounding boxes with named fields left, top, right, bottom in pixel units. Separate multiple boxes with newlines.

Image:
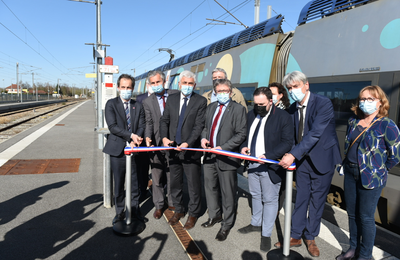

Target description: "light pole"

left=70, top=0, right=106, bottom=149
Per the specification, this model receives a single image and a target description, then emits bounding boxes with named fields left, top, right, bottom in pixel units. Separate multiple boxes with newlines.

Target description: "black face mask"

left=254, top=104, right=268, bottom=117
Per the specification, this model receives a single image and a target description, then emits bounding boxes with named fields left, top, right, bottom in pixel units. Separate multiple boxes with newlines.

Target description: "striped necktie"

left=124, top=102, right=131, bottom=131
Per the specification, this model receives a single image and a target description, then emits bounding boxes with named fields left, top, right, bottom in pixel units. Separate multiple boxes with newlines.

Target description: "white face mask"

left=272, top=95, right=278, bottom=104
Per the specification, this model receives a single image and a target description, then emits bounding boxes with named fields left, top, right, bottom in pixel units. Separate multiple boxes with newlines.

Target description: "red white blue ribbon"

left=124, top=146, right=296, bottom=170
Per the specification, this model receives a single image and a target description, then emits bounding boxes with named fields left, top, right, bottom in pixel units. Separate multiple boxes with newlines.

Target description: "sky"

left=0, top=0, right=311, bottom=90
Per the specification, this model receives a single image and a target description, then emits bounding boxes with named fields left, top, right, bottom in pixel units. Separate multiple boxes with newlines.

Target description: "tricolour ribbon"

left=124, top=146, right=296, bottom=170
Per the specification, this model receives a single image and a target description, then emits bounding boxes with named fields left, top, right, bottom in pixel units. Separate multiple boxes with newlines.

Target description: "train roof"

left=135, top=15, right=284, bottom=81
left=298, top=0, right=377, bottom=25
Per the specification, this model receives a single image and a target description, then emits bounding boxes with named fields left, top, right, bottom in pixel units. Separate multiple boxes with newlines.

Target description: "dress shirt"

left=179, top=92, right=192, bottom=115
left=210, top=101, right=229, bottom=147
left=155, top=92, right=169, bottom=114
left=296, top=91, right=310, bottom=137
left=248, top=107, right=271, bottom=157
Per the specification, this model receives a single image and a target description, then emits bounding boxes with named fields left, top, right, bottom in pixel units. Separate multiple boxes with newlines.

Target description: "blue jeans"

left=344, top=160, right=384, bottom=259
left=248, top=163, right=281, bottom=237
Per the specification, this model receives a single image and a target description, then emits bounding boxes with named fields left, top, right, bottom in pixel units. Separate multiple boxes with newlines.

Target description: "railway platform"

left=0, top=100, right=399, bottom=260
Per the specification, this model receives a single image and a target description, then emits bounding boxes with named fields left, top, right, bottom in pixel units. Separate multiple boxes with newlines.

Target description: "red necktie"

left=210, top=104, right=224, bottom=148
left=161, top=96, right=165, bottom=108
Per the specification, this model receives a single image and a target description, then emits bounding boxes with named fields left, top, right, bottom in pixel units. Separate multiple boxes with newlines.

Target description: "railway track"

left=0, top=101, right=82, bottom=143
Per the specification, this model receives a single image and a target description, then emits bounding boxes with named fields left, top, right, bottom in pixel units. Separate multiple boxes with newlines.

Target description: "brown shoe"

left=153, top=208, right=163, bottom=219
left=305, top=239, right=320, bottom=257
left=183, top=216, right=198, bottom=230
left=168, top=212, right=185, bottom=225
left=274, top=238, right=302, bottom=248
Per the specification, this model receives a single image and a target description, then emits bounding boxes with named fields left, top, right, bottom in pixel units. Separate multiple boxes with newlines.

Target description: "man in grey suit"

left=160, top=70, right=207, bottom=230
left=200, top=79, right=247, bottom=241
left=142, top=70, right=179, bottom=219
left=103, top=74, right=146, bottom=225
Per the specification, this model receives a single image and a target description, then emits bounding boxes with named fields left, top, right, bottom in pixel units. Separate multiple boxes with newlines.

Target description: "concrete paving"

left=0, top=100, right=399, bottom=260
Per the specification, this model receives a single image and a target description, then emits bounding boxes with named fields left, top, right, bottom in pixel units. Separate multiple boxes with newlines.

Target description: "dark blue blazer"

left=241, top=105, right=294, bottom=184
left=103, top=97, right=145, bottom=157
left=289, top=92, right=341, bottom=174
left=135, top=92, right=149, bottom=104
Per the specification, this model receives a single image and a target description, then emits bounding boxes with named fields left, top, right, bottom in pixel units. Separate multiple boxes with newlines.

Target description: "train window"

left=311, top=81, right=371, bottom=125
left=190, top=65, right=198, bottom=74
left=236, top=85, right=256, bottom=110
left=197, top=63, right=205, bottom=73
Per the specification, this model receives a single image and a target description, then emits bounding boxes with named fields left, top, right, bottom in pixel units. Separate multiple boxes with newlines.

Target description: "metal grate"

left=0, top=159, right=81, bottom=175
left=298, top=0, right=373, bottom=25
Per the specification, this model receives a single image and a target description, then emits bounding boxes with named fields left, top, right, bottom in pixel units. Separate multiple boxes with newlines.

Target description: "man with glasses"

left=202, top=68, right=247, bottom=111
left=276, top=71, right=341, bottom=257
left=200, top=79, right=247, bottom=241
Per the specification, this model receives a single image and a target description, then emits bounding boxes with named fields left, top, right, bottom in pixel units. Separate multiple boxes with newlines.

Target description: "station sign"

left=99, top=65, right=119, bottom=74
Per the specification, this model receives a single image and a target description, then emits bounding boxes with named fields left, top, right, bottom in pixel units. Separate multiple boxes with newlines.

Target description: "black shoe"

left=260, top=236, right=271, bottom=252
left=132, top=209, right=149, bottom=223
left=237, top=224, right=262, bottom=234
left=215, top=228, right=230, bottom=241
left=112, top=212, right=125, bottom=225
left=201, top=215, right=223, bottom=228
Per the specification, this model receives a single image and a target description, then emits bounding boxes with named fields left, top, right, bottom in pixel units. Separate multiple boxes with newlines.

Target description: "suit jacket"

left=160, top=92, right=207, bottom=160
left=135, top=92, right=149, bottom=104
left=143, top=89, right=179, bottom=146
left=289, top=92, right=341, bottom=174
left=103, top=97, right=145, bottom=157
left=201, top=101, right=247, bottom=170
left=241, top=105, right=294, bottom=183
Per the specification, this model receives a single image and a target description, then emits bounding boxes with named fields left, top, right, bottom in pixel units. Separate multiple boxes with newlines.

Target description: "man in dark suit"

left=160, top=70, right=207, bottom=230
left=200, top=79, right=247, bottom=241
left=135, top=85, right=152, bottom=203
left=237, top=87, right=293, bottom=251
left=142, top=70, right=179, bottom=219
left=103, top=74, right=146, bottom=225
left=277, top=71, right=341, bottom=257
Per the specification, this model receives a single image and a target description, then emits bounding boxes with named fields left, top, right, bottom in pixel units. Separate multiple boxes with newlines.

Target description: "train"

left=134, top=0, right=400, bottom=233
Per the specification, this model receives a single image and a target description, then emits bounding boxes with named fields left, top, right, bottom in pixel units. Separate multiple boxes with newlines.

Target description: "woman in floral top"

left=337, top=85, right=400, bottom=260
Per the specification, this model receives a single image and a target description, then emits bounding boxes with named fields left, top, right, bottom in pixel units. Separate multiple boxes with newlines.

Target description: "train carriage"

left=134, top=0, right=400, bottom=233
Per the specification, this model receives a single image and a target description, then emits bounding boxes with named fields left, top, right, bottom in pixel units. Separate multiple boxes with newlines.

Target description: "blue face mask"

left=151, top=84, right=164, bottom=94
left=217, top=93, right=230, bottom=104
left=181, top=85, right=193, bottom=96
left=289, top=85, right=306, bottom=102
left=120, top=89, right=132, bottom=100
left=359, top=101, right=378, bottom=115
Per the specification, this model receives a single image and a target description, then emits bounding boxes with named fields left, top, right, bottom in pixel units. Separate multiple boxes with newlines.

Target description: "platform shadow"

left=0, top=181, right=69, bottom=225
left=0, top=193, right=102, bottom=260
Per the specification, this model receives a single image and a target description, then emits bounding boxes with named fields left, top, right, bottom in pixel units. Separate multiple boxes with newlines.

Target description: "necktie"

left=161, top=95, right=166, bottom=109
left=175, top=97, right=188, bottom=144
left=298, top=106, right=305, bottom=143
left=124, top=102, right=131, bottom=132
left=250, top=119, right=262, bottom=157
left=209, top=104, right=224, bottom=148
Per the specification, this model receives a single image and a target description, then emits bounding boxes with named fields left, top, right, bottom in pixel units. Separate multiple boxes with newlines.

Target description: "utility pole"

left=57, top=78, right=60, bottom=96
left=254, top=0, right=260, bottom=25
left=16, top=62, right=20, bottom=102
left=32, top=73, right=38, bottom=101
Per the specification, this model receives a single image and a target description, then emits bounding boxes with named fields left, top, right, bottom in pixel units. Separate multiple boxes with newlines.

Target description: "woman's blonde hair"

left=351, top=85, right=389, bottom=117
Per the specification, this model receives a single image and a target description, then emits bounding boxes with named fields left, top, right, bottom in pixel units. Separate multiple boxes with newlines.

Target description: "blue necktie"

left=175, top=97, right=188, bottom=144
left=124, top=102, right=131, bottom=132
left=250, top=119, right=262, bottom=157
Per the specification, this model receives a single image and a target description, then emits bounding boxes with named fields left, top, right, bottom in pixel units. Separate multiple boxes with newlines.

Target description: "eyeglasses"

left=359, top=97, right=380, bottom=103
left=216, top=90, right=230, bottom=94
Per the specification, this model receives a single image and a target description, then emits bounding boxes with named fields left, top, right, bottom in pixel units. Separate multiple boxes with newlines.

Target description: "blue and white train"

left=134, top=0, right=400, bottom=233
